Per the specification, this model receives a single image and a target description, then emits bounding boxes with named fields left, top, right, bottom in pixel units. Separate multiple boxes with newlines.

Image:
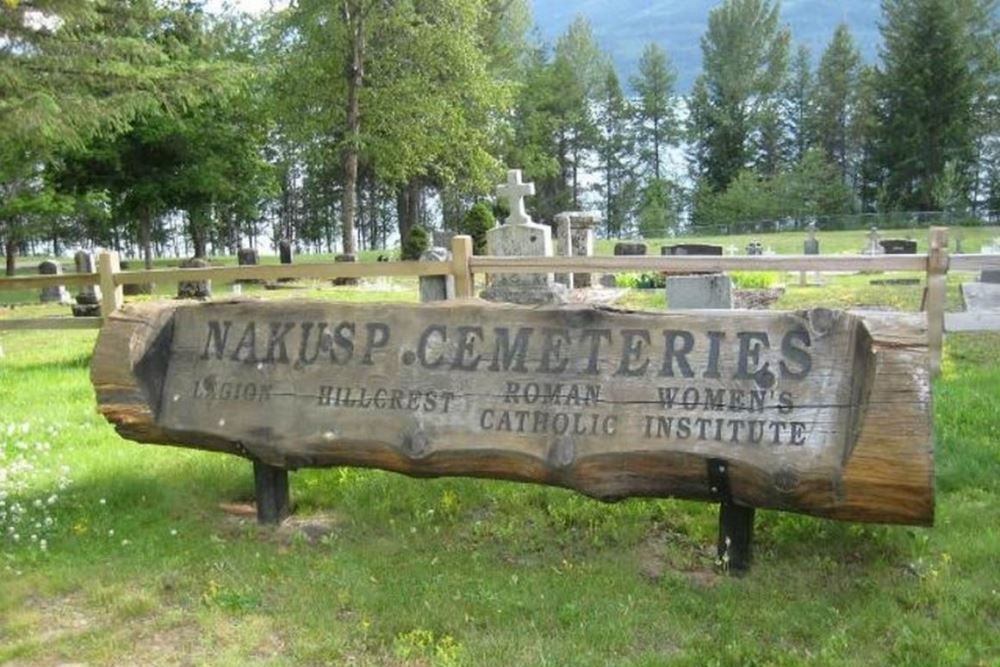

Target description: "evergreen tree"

left=812, top=23, right=861, bottom=184
left=629, top=43, right=678, bottom=181
left=784, top=45, right=814, bottom=165
left=594, top=65, right=635, bottom=237
left=687, top=0, right=790, bottom=192
left=876, top=0, right=997, bottom=210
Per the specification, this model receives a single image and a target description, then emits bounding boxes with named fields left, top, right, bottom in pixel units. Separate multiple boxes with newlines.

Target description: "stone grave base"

left=71, top=303, right=101, bottom=317
left=733, top=287, right=785, bottom=310
left=961, top=282, right=1000, bottom=311
left=481, top=277, right=568, bottom=305
left=665, top=274, right=733, bottom=310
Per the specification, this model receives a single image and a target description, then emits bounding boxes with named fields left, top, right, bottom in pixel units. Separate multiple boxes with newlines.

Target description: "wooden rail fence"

left=2, top=227, right=999, bottom=376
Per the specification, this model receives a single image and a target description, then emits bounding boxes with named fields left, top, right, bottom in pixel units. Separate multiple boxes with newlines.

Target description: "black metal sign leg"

left=253, top=461, right=290, bottom=525
left=718, top=501, right=755, bottom=574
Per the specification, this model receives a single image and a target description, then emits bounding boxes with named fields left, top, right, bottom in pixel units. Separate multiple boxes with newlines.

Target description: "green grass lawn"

left=1, top=282, right=999, bottom=665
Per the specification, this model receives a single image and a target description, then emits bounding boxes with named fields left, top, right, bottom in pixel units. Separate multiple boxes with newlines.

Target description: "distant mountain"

left=530, top=0, right=883, bottom=91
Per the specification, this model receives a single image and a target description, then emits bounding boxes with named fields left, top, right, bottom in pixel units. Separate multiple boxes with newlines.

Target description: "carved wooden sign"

left=92, top=300, right=933, bottom=526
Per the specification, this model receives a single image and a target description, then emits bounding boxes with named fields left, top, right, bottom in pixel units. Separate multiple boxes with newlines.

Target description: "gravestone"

left=666, top=274, right=733, bottom=310
left=746, top=241, right=764, bottom=256
left=480, top=170, right=567, bottom=305
left=661, top=244, right=724, bottom=256
left=432, top=231, right=455, bottom=249
left=614, top=242, right=647, bottom=256
left=980, top=239, right=1000, bottom=283
left=661, top=244, right=732, bottom=309
left=863, top=226, right=884, bottom=255
left=237, top=247, right=261, bottom=284
left=880, top=239, right=917, bottom=255
left=38, top=260, right=69, bottom=304
left=803, top=223, right=820, bottom=255
left=93, top=300, right=936, bottom=572
left=554, top=211, right=600, bottom=288
left=177, top=258, right=212, bottom=299
left=332, top=254, right=359, bottom=286
left=801, top=223, right=822, bottom=287
left=120, top=260, right=153, bottom=296
left=72, top=251, right=102, bottom=317
left=418, top=247, right=455, bottom=302
left=275, top=240, right=295, bottom=284
left=553, top=215, right=574, bottom=288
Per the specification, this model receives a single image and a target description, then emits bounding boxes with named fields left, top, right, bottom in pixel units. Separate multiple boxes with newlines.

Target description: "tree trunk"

left=340, top=0, right=364, bottom=257
left=396, top=179, right=422, bottom=246
left=139, top=208, right=154, bottom=269
left=4, top=236, right=15, bottom=276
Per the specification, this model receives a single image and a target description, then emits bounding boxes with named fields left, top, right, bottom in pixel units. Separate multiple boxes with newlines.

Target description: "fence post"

left=97, top=251, right=123, bottom=321
left=926, top=227, right=949, bottom=378
left=451, top=235, right=474, bottom=299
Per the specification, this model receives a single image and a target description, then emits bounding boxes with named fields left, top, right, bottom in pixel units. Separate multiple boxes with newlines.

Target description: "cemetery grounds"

left=0, top=227, right=998, bottom=666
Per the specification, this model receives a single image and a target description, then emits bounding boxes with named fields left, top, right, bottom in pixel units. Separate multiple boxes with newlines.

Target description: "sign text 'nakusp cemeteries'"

left=92, top=300, right=933, bottom=526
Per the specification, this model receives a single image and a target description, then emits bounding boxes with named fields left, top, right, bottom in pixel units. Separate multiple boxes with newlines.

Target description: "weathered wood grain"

left=91, top=300, right=933, bottom=526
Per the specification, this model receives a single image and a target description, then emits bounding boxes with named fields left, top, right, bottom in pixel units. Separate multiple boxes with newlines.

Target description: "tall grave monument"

left=481, top=170, right=567, bottom=305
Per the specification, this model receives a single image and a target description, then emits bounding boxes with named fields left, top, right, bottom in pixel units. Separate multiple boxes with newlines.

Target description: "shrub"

left=459, top=202, right=495, bottom=255
left=401, top=225, right=430, bottom=260
left=729, top=271, right=781, bottom=289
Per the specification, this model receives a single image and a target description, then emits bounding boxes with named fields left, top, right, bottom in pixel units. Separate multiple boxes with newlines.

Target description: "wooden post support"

left=926, top=227, right=949, bottom=378
left=451, top=235, right=474, bottom=299
left=253, top=461, right=290, bottom=525
left=97, top=251, right=123, bottom=320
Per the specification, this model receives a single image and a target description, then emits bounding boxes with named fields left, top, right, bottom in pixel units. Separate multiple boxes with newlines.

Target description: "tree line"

left=2, top=0, right=999, bottom=273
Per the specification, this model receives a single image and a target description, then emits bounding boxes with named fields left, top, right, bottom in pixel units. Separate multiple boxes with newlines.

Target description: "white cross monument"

left=496, top=169, right=535, bottom=226
left=481, top=169, right=567, bottom=305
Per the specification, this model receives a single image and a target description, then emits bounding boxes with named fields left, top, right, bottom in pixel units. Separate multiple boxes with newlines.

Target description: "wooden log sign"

left=91, top=300, right=933, bottom=526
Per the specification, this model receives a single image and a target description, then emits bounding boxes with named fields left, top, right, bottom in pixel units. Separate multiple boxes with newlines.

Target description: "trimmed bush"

left=401, top=226, right=430, bottom=260
left=459, top=202, right=495, bottom=255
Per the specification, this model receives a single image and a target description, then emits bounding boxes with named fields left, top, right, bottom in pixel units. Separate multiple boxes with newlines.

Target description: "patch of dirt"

left=733, top=287, right=786, bottom=310
left=567, top=287, right=629, bottom=306
left=636, top=531, right=721, bottom=588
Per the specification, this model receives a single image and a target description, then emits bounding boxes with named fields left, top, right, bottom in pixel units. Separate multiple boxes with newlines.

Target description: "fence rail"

left=2, top=229, right=999, bottom=376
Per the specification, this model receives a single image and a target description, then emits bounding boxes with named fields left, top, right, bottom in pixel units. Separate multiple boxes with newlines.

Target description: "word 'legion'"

left=198, top=320, right=816, bottom=381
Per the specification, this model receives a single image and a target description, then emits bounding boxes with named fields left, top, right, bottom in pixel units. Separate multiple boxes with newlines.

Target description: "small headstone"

left=38, top=260, right=69, bottom=304
left=614, top=242, right=647, bottom=256
left=599, top=274, right=619, bottom=288
left=553, top=214, right=574, bottom=288
left=666, top=274, right=733, bottom=310
left=879, top=239, right=917, bottom=255
left=982, top=270, right=1000, bottom=284
left=418, top=248, right=455, bottom=302
left=237, top=247, right=261, bottom=284
left=804, top=223, right=820, bottom=255
left=480, top=170, right=567, bottom=305
left=555, top=211, right=600, bottom=287
left=432, top=231, right=455, bottom=249
left=177, top=258, right=212, bottom=299
left=332, top=254, right=359, bottom=286
left=72, top=251, right=102, bottom=317
left=746, top=241, right=764, bottom=256
left=864, top=226, right=884, bottom=255
left=276, top=240, right=295, bottom=284
left=661, top=244, right=724, bottom=256
left=120, top=260, right=153, bottom=296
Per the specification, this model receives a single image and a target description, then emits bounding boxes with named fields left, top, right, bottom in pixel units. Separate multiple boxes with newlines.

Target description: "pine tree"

left=812, top=23, right=861, bottom=185
left=876, top=0, right=997, bottom=210
left=784, top=45, right=814, bottom=165
left=687, top=0, right=790, bottom=192
left=595, top=65, right=635, bottom=237
left=629, top=43, right=678, bottom=181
